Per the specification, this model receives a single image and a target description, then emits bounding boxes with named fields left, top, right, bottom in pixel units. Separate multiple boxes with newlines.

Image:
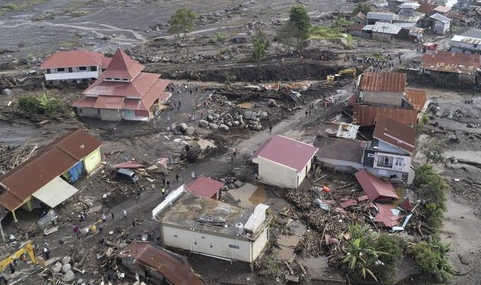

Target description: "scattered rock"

left=61, top=263, right=72, bottom=273
left=185, top=126, right=195, bottom=135
left=52, top=262, right=62, bottom=273
left=198, top=120, right=209, bottom=128
left=219, top=124, right=230, bottom=131
left=62, top=270, right=75, bottom=282
left=61, top=256, right=71, bottom=265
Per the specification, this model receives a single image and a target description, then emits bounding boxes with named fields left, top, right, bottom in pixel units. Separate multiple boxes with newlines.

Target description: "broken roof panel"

left=461, top=28, right=481, bottom=39
left=405, top=89, right=427, bottom=111
left=185, top=175, right=224, bottom=198
left=314, top=137, right=366, bottom=163
left=421, top=50, right=481, bottom=75
left=354, top=169, right=399, bottom=201
left=251, top=135, right=318, bottom=171
left=117, top=240, right=204, bottom=285
left=353, top=104, right=418, bottom=126
left=373, top=114, right=416, bottom=153
left=360, top=72, right=406, bottom=93
left=373, top=203, right=404, bottom=227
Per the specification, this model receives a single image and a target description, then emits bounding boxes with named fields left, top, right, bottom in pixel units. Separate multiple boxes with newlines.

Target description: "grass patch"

left=309, top=25, right=354, bottom=47
left=1, top=0, right=51, bottom=16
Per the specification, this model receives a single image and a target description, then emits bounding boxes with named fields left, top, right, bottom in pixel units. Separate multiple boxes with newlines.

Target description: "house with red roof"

left=72, top=48, right=171, bottom=121
left=40, top=50, right=111, bottom=84
left=363, top=114, right=416, bottom=183
left=354, top=169, right=399, bottom=202
left=251, top=135, right=318, bottom=189
left=184, top=175, right=224, bottom=200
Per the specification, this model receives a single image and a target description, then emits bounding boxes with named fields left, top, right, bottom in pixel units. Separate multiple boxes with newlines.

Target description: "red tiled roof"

left=83, top=72, right=160, bottom=98
left=93, top=96, right=125, bottom=109
left=102, top=48, right=144, bottom=80
left=355, top=169, right=399, bottom=202
left=185, top=176, right=224, bottom=198
left=373, top=203, right=404, bottom=227
left=373, top=114, right=416, bottom=153
left=71, top=96, right=97, bottom=108
left=353, top=104, right=418, bottom=126
left=117, top=241, right=204, bottom=285
left=40, top=50, right=105, bottom=69
left=360, top=72, right=406, bottom=93
left=421, top=50, right=481, bottom=75
left=0, top=129, right=101, bottom=211
left=251, top=135, right=318, bottom=171
left=405, top=89, right=427, bottom=111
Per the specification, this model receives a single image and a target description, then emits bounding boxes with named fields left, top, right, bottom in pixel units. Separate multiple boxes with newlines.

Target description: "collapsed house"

left=116, top=240, right=204, bottom=285
left=0, top=129, right=101, bottom=221
left=251, top=135, right=318, bottom=189
left=152, top=187, right=271, bottom=263
left=72, top=48, right=171, bottom=121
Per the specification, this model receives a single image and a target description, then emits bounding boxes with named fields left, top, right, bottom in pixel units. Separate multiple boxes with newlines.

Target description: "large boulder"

left=198, top=120, right=209, bottom=128
left=52, top=262, right=62, bottom=273
left=219, top=124, right=230, bottom=131
left=185, top=126, right=195, bottom=135
left=62, top=270, right=75, bottom=282
left=243, top=110, right=257, bottom=120
left=61, top=256, right=71, bottom=265
left=209, top=123, right=219, bottom=130
left=61, top=263, right=72, bottom=273
left=178, top=123, right=188, bottom=132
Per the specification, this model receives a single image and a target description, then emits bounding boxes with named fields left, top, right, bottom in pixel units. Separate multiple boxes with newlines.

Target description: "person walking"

left=161, top=188, right=166, bottom=197
left=101, top=213, right=107, bottom=223
left=269, top=125, right=273, bottom=133
left=123, top=210, right=128, bottom=219
left=175, top=174, right=179, bottom=182
left=111, top=212, right=115, bottom=220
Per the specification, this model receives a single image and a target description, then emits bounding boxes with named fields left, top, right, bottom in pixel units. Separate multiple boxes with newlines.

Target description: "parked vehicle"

left=115, top=168, right=139, bottom=183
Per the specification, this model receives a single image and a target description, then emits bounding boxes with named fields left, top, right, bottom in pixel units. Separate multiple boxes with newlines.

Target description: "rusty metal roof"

left=102, top=48, right=144, bottom=80
left=185, top=175, right=224, bottom=198
left=421, top=50, right=481, bottom=75
left=40, top=50, right=105, bottom=69
left=354, top=169, right=399, bottom=202
left=0, top=129, right=101, bottom=211
left=360, top=72, right=406, bottom=93
left=117, top=241, right=204, bottom=285
left=373, top=114, right=416, bottom=153
left=353, top=104, right=418, bottom=126
left=405, top=89, right=427, bottom=111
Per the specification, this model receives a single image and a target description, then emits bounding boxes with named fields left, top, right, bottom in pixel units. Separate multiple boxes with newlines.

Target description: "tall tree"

left=289, top=5, right=311, bottom=50
left=251, top=28, right=270, bottom=80
left=168, top=8, right=197, bottom=72
left=352, top=2, right=372, bottom=16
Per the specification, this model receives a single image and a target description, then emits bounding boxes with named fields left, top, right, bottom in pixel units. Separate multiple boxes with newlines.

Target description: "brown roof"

left=405, top=89, right=427, bottom=111
left=353, top=104, right=418, bottom=126
left=117, top=241, right=204, bottom=285
left=433, top=6, right=450, bottom=13
left=417, top=0, right=437, bottom=14
left=421, top=50, right=481, bottom=75
left=373, top=114, right=416, bottom=153
left=0, top=129, right=100, bottom=211
left=314, top=137, right=366, bottom=163
left=354, top=169, right=399, bottom=201
left=374, top=203, right=404, bottom=227
left=251, top=135, right=318, bottom=171
left=360, top=72, right=406, bottom=93
left=185, top=176, right=224, bottom=198
left=40, top=50, right=105, bottom=69
left=102, top=48, right=145, bottom=80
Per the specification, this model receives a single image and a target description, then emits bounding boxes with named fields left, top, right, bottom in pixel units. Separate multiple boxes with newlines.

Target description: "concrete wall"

left=366, top=167, right=407, bottom=182
left=100, top=109, right=121, bottom=121
left=450, top=41, right=481, bottom=54
left=77, top=108, right=100, bottom=119
left=251, top=226, right=269, bottom=261
left=373, top=152, right=411, bottom=173
left=84, top=148, right=101, bottom=174
left=161, top=225, right=256, bottom=262
left=361, top=91, right=403, bottom=106
left=254, top=157, right=299, bottom=189
left=372, top=32, right=393, bottom=42
left=317, top=158, right=363, bottom=173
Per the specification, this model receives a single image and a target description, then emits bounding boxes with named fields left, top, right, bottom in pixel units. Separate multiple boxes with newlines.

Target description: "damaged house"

left=152, top=188, right=271, bottom=264
left=116, top=240, right=204, bottom=285
left=184, top=175, right=224, bottom=200
left=0, top=129, right=101, bottom=222
left=450, top=28, right=481, bottom=54
left=72, top=48, right=171, bottom=121
left=421, top=50, right=481, bottom=85
left=251, top=135, right=318, bottom=189
left=40, top=50, right=111, bottom=84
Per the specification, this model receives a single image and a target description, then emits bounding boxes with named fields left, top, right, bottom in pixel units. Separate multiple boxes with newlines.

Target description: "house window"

left=68, top=68, right=73, bottom=72
left=173, top=234, right=178, bottom=238
left=90, top=66, right=97, bottom=71
left=57, top=68, right=65, bottom=72
left=377, top=155, right=393, bottom=168
left=229, top=244, right=239, bottom=249
left=79, top=66, right=87, bottom=71
left=367, top=153, right=375, bottom=158
left=46, top=69, right=51, bottom=74
left=394, top=157, right=404, bottom=167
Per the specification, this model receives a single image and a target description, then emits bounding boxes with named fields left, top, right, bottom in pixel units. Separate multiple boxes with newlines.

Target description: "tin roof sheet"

left=354, top=169, right=399, bottom=201
left=373, top=114, right=416, bottom=153
left=405, top=88, right=427, bottom=111
left=360, top=72, right=406, bottom=92
left=40, top=50, right=106, bottom=69
left=353, top=104, right=418, bottom=126
left=421, top=50, right=481, bottom=75
left=185, top=176, right=224, bottom=198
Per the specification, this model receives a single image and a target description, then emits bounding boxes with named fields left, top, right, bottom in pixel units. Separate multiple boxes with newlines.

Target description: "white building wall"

left=373, top=152, right=411, bottom=173
left=251, top=227, right=269, bottom=261
left=450, top=41, right=481, bottom=54
left=318, top=158, right=363, bottom=173
left=161, top=226, right=255, bottom=262
left=45, top=71, right=100, bottom=81
left=255, top=158, right=298, bottom=189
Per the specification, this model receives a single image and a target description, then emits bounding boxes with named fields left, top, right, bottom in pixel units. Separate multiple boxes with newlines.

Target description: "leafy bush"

left=19, top=94, right=71, bottom=117
left=411, top=238, right=453, bottom=283
left=372, top=234, right=407, bottom=284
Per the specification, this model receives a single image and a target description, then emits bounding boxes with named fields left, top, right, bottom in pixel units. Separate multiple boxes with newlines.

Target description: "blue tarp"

left=68, top=161, right=84, bottom=183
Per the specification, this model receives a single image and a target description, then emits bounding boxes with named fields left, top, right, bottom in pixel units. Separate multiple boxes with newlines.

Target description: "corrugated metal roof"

left=40, top=50, right=105, bottom=69
left=354, top=169, right=399, bottom=201
left=0, top=129, right=100, bottom=211
left=371, top=22, right=402, bottom=34
left=93, top=96, right=125, bottom=109
left=461, top=28, right=481, bottom=39
left=251, top=135, right=318, bottom=171
left=421, top=50, right=481, bottom=75
left=451, top=35, right=481, bottom=45
left=367, top=12, right=395, bottom=21
left=360, top=72, right=407, bottom=92
left=102, top=48, right=144, bottom=80
left=433, top=6, right=450, bottom=13
left=185, top=176, right=224, bottom=198
left=430, top=13, right=451, bottom=23
left=416, top=1, right=437, bottom=14
left=353, top=104, right=418, bottom=126
left=314, top=137, right=366, bottom=163
left=373, top=115, right=416, bottom=153
left=405, top=88, right=427, bottom=111
left=31, top=177, right=79, bottom=208
left=117, top=241, right=204, bottom=285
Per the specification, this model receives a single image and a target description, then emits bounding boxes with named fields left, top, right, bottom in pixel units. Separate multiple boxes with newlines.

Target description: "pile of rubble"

left=0, top=143, right=39, bottom=173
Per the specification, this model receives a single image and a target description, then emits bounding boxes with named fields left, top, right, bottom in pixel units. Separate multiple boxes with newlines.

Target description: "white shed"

left=153, top=190, right=271, bottom=264
left=251, top=135, right=318, bottom=189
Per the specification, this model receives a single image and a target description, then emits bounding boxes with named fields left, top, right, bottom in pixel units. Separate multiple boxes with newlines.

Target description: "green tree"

left=421, top=138, right=445, bottom=165
left=352, top=2, right=372, bottom=16
left=372, top=234, right=407, bottom=284
left=284, top=5, right=311, bottom=50
left=168, top=8, right=198, bottom=72
left=411, top=238, right=453, bottom=283
left=251, top=27, right=270, bottom=80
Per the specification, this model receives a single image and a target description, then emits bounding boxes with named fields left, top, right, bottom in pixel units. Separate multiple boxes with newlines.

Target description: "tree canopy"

left=277, top=5, right=311, bottom=50
left=168, top=8, right=197, bottom=36
left=251, top=27, right=270, bottom=78
left=352, top=2, right=372, bottom=15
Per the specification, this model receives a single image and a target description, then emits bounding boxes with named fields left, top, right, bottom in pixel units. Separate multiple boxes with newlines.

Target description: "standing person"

left=111, top=212, right=115, bottom=220
left=305, top=110, right=308, bottom=117
left=269, top=125, right=273, bottom=133
left=162, top=178, right=166, bottom=186
left=101, top=213, right=107, bottom=223
left=175, top=174, right=179, bottom=182
left=123, top=210, right=127, bottom=219
left=9, top=263, right=15, bottom=274
left=161, top=187, right=166, bottom=196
